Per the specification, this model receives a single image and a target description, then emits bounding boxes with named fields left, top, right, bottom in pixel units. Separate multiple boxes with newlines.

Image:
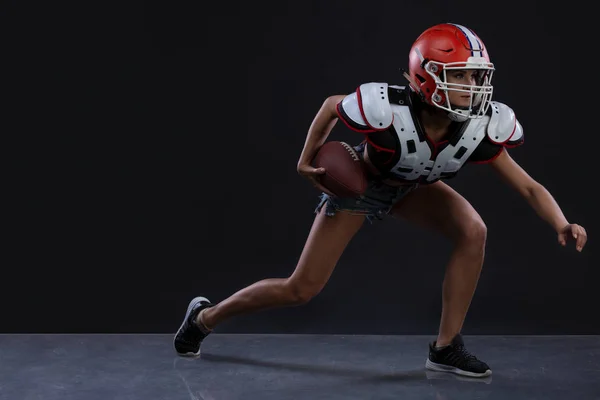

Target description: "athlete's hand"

left=297, top=163, right=334, bottom=196
left=558, top=223, right=588, bottom=252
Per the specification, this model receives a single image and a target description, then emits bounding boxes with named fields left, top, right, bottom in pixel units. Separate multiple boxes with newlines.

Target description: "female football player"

left=174, top=23, right=587, bottom=378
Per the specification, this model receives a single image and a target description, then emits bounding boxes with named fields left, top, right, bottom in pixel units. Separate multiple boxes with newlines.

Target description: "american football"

left=312, top=141, right=368, bottom=198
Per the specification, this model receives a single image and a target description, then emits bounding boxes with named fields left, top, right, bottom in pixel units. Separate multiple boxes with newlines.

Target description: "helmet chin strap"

left=447, top=107, right=469, bottom=122
left=402, top=71, right=422, bottom=97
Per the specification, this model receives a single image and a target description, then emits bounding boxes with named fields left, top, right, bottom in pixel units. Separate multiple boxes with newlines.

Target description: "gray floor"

left=1, top=334, right=598, bottom=400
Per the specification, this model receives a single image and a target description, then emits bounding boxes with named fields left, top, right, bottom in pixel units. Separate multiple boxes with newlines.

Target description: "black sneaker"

left=425, top=334, right=492, bottom=378
left=173, top=296, right=214, bottom=357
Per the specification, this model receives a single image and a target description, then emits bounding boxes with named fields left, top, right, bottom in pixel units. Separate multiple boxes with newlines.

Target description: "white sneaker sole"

left=425, top=358, right=492, bottom=378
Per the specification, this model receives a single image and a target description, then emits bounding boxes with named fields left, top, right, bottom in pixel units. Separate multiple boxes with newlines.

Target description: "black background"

left=4, top=1, right=597, bottom=334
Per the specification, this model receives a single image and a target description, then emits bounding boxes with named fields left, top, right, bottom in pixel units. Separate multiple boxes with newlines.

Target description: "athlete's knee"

left=456, top=217, right=487, bottom=248
left=283, top=278, right=325, bottom=305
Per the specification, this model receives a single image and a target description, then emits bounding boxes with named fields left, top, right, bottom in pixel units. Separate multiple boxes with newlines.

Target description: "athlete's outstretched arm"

left=489, top=148, right=588, bottom=252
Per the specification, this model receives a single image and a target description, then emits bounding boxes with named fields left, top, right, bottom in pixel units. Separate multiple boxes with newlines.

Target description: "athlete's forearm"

left=525, top=184, right=569, bottom=232
left=297, top=95, right=345, bottom=166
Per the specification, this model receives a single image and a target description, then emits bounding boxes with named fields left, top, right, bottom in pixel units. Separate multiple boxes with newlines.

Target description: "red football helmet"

left=407, top=23, right=495, bottom=121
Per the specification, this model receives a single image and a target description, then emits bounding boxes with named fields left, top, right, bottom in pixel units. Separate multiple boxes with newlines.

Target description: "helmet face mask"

left=408, top=24, right=495, bottom=122
left=427, top=58, right=495, bottom=121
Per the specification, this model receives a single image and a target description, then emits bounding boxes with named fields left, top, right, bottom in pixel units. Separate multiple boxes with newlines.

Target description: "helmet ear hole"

left=415, top=74, right=426, bottom=83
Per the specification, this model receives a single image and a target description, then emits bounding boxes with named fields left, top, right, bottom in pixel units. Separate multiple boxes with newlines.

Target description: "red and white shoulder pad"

left=486, top=101, right=523, bottom=145
left=337, top=92, right=369, bottom=131
left=356, top=82, right=393, bottom=130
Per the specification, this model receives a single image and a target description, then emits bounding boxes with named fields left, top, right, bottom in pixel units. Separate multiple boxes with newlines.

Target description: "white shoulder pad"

left=357, top=82, right=393, bottom=130
left=510, top=120, right=524, bottom=143
left=338, top=92, right=368, bottom=128
left=487, top=101, right=519, bottom=144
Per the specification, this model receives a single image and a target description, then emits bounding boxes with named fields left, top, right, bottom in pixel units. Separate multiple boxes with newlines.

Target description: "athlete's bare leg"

left=391, top=181, right=487, bottom=347
left=201, top=206, right=365, bottom=329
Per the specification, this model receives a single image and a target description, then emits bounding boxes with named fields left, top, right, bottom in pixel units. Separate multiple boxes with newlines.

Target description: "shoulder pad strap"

left=357, top=82, right=393, bottom=130
left=487, top=101, right=518, bottom=144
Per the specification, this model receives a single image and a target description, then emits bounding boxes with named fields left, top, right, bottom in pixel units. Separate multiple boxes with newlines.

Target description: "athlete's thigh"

left=390, top=181, right=483, bottom=239
left=289, top=206, right=365, bottom=288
